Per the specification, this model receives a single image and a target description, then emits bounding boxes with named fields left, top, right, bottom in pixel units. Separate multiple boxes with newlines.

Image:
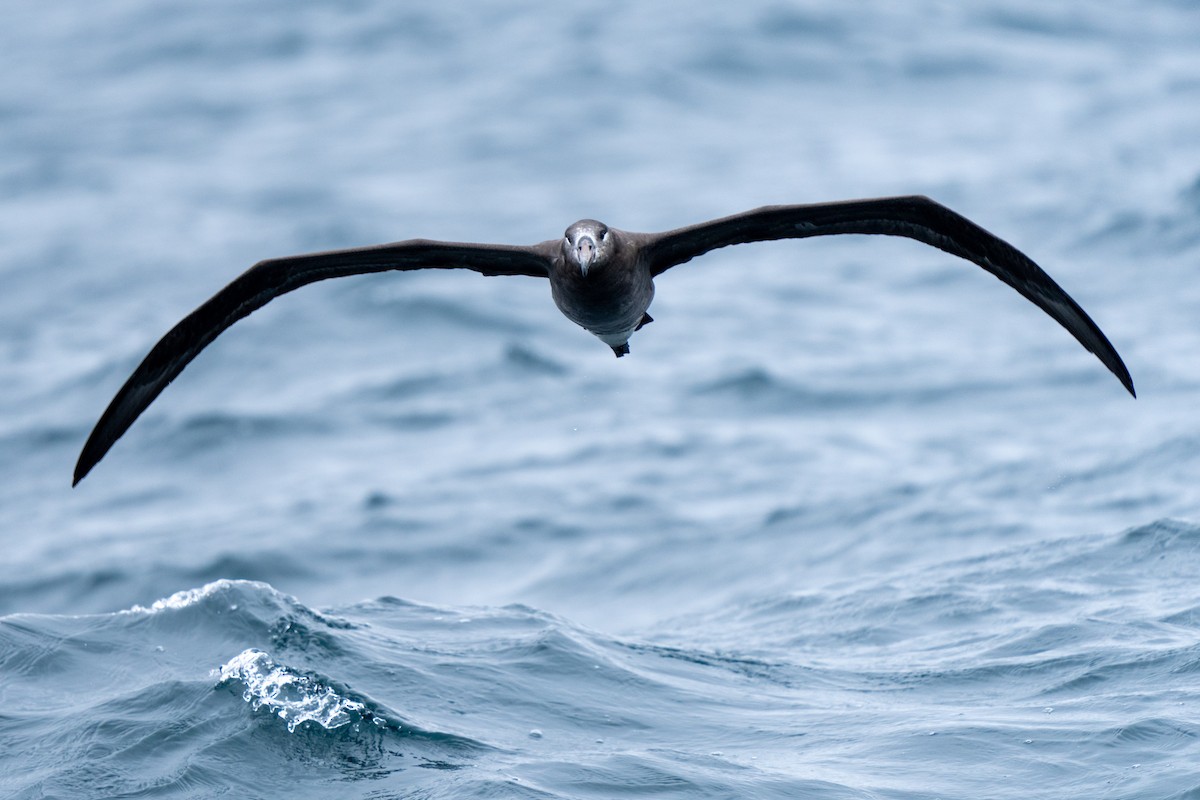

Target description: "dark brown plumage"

left=74, top=195, right=1134, bottom=485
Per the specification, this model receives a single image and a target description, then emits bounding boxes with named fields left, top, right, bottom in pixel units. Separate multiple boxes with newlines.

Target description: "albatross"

left=73, top=195, right=1135, bottom=485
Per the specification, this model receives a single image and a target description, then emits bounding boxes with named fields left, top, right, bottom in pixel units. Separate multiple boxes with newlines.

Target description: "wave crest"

left=217, top=647, right=388, bottom=733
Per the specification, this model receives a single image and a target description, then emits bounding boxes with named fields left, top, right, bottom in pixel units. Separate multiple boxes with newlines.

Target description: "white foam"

left=217, top=648, right=385, bottom=733
left=121, top=579, right=273, bottom=615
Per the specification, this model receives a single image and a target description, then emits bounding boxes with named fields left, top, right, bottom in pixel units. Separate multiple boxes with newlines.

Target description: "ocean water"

left=3, top=1, right=1200, bottom=797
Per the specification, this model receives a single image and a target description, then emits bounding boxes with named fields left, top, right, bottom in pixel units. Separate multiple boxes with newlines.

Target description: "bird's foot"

left=611, top=342, right=630, bottom=358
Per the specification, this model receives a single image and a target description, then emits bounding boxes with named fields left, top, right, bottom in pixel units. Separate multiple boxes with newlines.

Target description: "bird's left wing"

left=639, top=195, right=1134, bottom=397
left=74, top=239, right=554, bottom=485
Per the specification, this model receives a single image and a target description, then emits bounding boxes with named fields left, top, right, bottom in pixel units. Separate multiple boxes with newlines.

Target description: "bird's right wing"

left=74, top=239, right=554, bottom=485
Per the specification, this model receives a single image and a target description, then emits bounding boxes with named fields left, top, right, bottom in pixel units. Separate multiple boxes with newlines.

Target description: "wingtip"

left=73, top=443, right=100, bottom=487
left=1110, top=364, right=1136, bottom=398
left=1108, top=354, right=1136, bottom=399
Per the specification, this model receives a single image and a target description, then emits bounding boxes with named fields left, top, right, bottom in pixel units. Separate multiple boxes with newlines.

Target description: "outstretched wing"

left=641, top=195, right=1134, bottom=398
left=74, top=239, right=554, bottom=485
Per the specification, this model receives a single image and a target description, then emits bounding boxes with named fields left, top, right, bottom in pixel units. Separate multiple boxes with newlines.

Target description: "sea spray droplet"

left=218, top=648, right=382, bottom=733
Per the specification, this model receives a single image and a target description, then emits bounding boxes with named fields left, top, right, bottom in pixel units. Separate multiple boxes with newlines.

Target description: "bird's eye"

left=599, top=228, right=608, bottom=239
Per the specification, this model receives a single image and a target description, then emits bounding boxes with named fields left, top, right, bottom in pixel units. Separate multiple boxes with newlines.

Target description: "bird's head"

left=563, top=219, right=613, bottom=277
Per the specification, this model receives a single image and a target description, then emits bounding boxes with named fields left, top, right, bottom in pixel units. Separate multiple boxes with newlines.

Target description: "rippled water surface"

left=3, top=2, right=1200, bottom=797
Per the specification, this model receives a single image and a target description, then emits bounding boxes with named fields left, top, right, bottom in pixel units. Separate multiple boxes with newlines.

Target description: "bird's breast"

left=549, top=259, right=654, bottom=336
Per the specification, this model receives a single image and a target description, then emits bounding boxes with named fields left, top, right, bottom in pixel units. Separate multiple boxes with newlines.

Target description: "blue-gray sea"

left=3, top=2, right=1200, bottom=797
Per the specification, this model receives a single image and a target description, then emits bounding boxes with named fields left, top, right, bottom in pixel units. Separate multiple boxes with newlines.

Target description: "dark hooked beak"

left=576, top=236, right=595, bottom=276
